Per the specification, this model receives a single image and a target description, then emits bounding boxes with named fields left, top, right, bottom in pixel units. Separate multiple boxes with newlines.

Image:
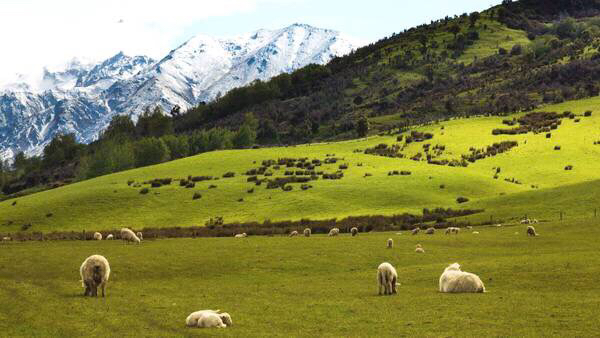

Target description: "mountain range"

left=0, top=23, right=358, bottom=159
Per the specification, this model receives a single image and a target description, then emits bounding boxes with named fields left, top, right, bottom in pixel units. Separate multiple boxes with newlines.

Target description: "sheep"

left=120, top=228, right=141, bottom=244
left=234, top=233, right=247, bottom=238
left=466, top=226, right=473, bottom=230
left=136, top=232, right=143, bottom=240
left=411, top=228, right=420, bottom=235
left=425, top=227, right=435, bottom=235
left=531, top=219, right=539, bottom=224
left=328, top=228, right=340, bottom=236
left=289, top=231, right=298, bottom=237
left=303, top=228, right=311, bottom=237
left=350, top=227, right=358, bottom=236
left=377, top=262, right=398, bottom=296
left=186, top=310, right=232, bottom=328
left=527, top=225, right=538, bottom=237
left=439, top=263, right=485, bottom=293
left=415, top=244, right=425, bottom=253
left=472, top=231, right=480, bottom=234
left=93, top=232, right=103, bottom=241
left=445, top=227, right=460, bottom=235
left=79, top=255, right=110, bottom=297
left=2, top=236, right=11, bottom=241
left=520, top=218, right=531, bottom=225
left=106, top=234, right=114, bottom=240
left=387, top=238, right=393, bottom=248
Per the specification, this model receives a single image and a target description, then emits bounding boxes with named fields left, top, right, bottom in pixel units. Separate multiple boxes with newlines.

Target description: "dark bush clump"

left=209, top=184, right=217, bottom=189
left=282, top=185, right=293, bottom=192
left=247, top=188, right=254, bottom=193
left=21, top=223, right=32, bottom=231
left=554, top=146, right=561, bottom=150
left=456, top=197, right=469, bottom=204
left=247, top=176, right=258, bottom=182
left=140, top=188, right=150, bottom=195
left=339, top=164, right=349, bottom=170
left=186, top=182, right=196, bottom=188
left=179, top=179, right=188, bottom=187
left=584, top=111, right=592, bottom=117
left=223, top=172, right=235, bottom=178
left=193, top=192, right=202, bottom=200
left=127, top=180, right=135, bottom=186
left=400, top=171, right=412, bottom=176
left=151, top=181, right=162, bottom=188
left=301, top=184, right=312, bottom=190
left=191, top=176, right=212, bottom=182
left=440, top=184, right=445, bottom=189
left=546, top=133, right=551, bottom=139
left=565, top=165, right=573, bottom=171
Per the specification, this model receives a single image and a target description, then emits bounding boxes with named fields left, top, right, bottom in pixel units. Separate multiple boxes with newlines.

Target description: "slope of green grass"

left=1, top=96, right=600, bottom=233
left=1, top=219, right=599, bottom=336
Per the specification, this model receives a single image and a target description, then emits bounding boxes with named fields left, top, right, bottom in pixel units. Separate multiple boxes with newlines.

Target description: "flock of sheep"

left=78, top=223, right=539, bottom=329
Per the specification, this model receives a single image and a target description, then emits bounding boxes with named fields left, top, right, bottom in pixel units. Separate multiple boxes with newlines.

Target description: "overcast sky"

left=0, top=0, right=502, bottom=86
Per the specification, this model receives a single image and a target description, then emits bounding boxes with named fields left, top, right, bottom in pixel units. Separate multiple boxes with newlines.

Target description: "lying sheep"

left=439, top=263, right=485, bottom=293
left=80, top=255, right=110, bottom=297
left=2, top=236, right=11, bottom=241
left=328, top=228, right=340, bottom=237
left=520, top=219, right=531, bottom=225
left=93, top=232, right=103, bottom=241
left=186, top=310, right=232, bottom=328
left=387, top=238, right=393, bottom=248
left=136, top=232, right=143, bottom=240
left=120, top=228, right=141, bottom=244
left=377, top=262, right=398, bottom=295
left=445, top=227, right=460, bottom=235
left=106, top=234, right=114, bottom=240
left=425, top=227, right=435, bottom=235
left=411, top=228, right=420, bottom=235
left=527, top=225, right=538, bottom=237
left=289, top=231, right=298, bottom=237
left=303, top=228, right=311, bottom=237
left=234, top=233, right=247, bottom=238
left=415, top=244, right=425, bottom=253
left=472, top=231, right=480, bottom=234
left=351, top=227, right=358, bottom=236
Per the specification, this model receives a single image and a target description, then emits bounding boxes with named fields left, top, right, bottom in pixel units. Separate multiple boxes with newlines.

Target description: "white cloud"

left=0, top=0, right=295, bottom=87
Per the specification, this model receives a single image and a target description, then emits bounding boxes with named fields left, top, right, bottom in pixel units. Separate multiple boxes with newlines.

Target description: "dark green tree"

left=356, top=114, right=370, bottom=138
left=133, top=138, right=170, bottom=167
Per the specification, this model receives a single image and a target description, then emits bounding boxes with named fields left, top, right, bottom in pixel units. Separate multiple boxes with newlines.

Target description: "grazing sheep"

left=425, top=227, right=435, bottom=235
left=520, top=219, right=531, bottom=225
left=106, top=234, right=114, bottom=240
left=120, top=228, right=141, bottom=244
left=303, top=228, right=311, bottom=237
left=350, top=227, right=358, bottom=236
left=136, top=232, right=143, bottom=240
left=387, top=238, right=393, bottom=248
left=93, top=232, right=103, bottom=241
left=415, top=246, right=425, bottom=253
left=445, top=227, right=460, bottom=235
left=289, top=231, right=298, bottom=237
left=377, top=262, right=398, bottom=296
left=186, top=310, right=232, bottom=328
left=79, top=255, right=110, bottom=297
left=2, top=236, right=11, bottom=241
left=531, top=219, right=539, bottom=224
left=328, top=228, right=340, bottom=237
left=527, top=225, right=538, bottom=237
left=466, top=226, right=473, bottom=230
left=234, top=233, right=247, bottom=238
left=439, top=263, right=485, bottom=293
left=411, top=228, right=420, bottom=235
left=472, top=231, right=480, bottom=234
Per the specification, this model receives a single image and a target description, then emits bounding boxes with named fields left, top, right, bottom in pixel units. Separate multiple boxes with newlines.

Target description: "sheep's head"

left=219, top=313, right=232, bottom=326
left=445, top=263, right=461, bottom=271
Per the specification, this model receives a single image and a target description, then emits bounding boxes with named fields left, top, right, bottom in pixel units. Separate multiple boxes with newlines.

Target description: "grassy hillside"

left=1, top=219, right=599, bottom=336
left=2, top=96, right=600, bottom=234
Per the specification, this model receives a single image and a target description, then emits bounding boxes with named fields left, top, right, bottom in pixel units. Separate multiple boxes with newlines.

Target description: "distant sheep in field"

left=411, top=228, right=420, bottom=235
left=328, top=228, right=340, bottom=236
left=520, top=219, right=531, bottom=225
left=415, top=244, right=425, bottom=253
left=303, top=228, right=311, bottom=237
left=531, top=219, right=539, bottom=224
left=351, top=227, right=358, bottom=236
left=106, top=234, right=114, bottom=240
left=425, top=227, right=435, bottom=235
left=80, top=254, right=110, bottom=297
left=387, top=238, right=393, bottom=248
left=527, top=226, right=538, bottom=237
left=2, top=236, right=11, bottom=241
left=439, top=263, right=485, bottom=293
left=136, top=232, right=143, bottom=240
left=472, top=231, right=480, bottom=234
left=445, top=227, right=460, bottom=235
left=289, top=231, right=298, bottom=237
left=234, top=233, right=247, bottom=238
left=186, top=310, right=232, bottom=328
left=93, top=232, right=103, bottom=241
left=120, top=228, right=141, bottom=244
left=377, top=262, right=398, bottom=296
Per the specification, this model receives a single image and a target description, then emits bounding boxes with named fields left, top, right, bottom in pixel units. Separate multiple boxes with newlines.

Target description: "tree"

left=42, top=133, right=83, bottom=169
left=356, top=114, right=370, bottom=138
left=102, top=115, right=136, bottom=141
left=232, top=113, right=258, bottom=148
left=469, top=12, right=481, bottom=27
left=13, top=152, right=27, bottom=171
left=257, top=118, right=279, bottom=143
left=448, top=24, right=461, bottom=38
left=87, top=141, right=135, bottom=178
left=133, top=138, right=170, bottom=167
left=136, top=106, right=174, bottom=138
left=161, top=134, right=189, bottom=159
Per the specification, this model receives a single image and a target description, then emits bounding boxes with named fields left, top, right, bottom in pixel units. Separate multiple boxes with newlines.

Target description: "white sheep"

left=120, top=228, right=141, bottom=244
left=2, top=236, right=11, bottom=241
left=234, top=233, right=247, bottom=238
left=350, top=227, right=358, bottom=236
left=387, top=238, right=393, bottom=248
left=106, top=234, right=114, bottom=240
left=520, top=219, right=531, bottom=225
left=472, top=231, right=480, bottom=234
left=303, top=228, right=311, bottom=237
left=93, top=232, right=103, bottom=241
left=186, top=310, right=232, bottom=328
left=289, top=231, right=298, bottom=237
left=377, top=262, right=398, bottom=295
left=527, top=225, right=538, bottom=237
left=136, top=231, right=143, bottom=240
left=531, top=219, right=539, bottom=224
left=415, top=244, right=425, bottom=253
left=445, top=227, right=460, bottom=235
left=439, top=263, right=485, bottom=293
left=79, top=255, right=110, bottom=297
left=411, top=228, right=420, bottom=235
left=425, top=227, right=435, bottom=235
left=328, top=228, right=340, bottom=236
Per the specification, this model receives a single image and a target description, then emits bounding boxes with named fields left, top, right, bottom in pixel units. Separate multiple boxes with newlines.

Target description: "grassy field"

left=1, top=97, right=600, bottom=233
left=1, top=218, right=599, bottom=336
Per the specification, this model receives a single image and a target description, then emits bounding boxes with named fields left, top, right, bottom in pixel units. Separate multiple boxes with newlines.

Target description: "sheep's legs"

left=392, top=276, right=397, bottom=294
left=101, top=284, right=105, bottom=297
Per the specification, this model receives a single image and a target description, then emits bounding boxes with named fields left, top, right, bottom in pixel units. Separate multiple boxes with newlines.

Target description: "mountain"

left=0, top=24, right=358, bottom=160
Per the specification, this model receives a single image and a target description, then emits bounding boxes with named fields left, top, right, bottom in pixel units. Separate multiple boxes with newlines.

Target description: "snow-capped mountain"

left=0, top=24, right=358, bottom=159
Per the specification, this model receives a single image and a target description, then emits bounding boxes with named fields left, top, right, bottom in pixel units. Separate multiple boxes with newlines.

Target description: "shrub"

left=179, top=179, right=188, bottom=187
left=574, top=119, right=580, bottom=123
left=127, top=180, right=134, bottom=186
left=186, top=182, right=196, bottom=188
left=209, top=184, right=217, bottom=189
left=151, top=181, right=162, bottom=188
left=555, top=146, right=561, bottom=150
left=191, top=176, right=212, bottom=182
left=247, top=176, right=258, bottom=182
left=400, top=171, right=412, bottom=176
left=140, top=188, right=150, bottom=195
left=440, top=184, right=445, bottom=189
left=565, top=165, right=573, bottom=171
left=46, top=213, right=53, bottom=217
left=282, top=185, right=293, bottom=191
left=134, top=137, right=170, bottom=167
left=193, top=192, right=202, bottom=200
left=585, top=111, right=592, bottom=117
left=456, top=197, right=469, bottom=204
left=247, top=188, right=254, bottom=193
left=546, top=133, right=551, bottom=138
left=21, top=223, right=32, bottom=231
left=339, top=164, right=349, bottom=170
left=223, top=172, right=235, bottom=178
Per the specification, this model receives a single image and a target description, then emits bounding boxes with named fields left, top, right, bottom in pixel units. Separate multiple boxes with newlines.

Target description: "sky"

left=0, top=0, right=503, bottom=87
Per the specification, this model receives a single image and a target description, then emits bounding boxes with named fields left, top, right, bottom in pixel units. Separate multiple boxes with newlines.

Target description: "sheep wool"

left=106, top=234, right=114, bottom=240
left=289, top=231, right=298, bottom=237
left=120, top=228, right=141, bottom=244
left=377, top=262, right=398, bottom=296
left=79, top=255, right=110, bottom=297
left=426, top=227, right=435, bottom=235
left=351, top=227, right=359, bottom=236
left=93, top=232, right=102, bottom=241
left=303, top=228, right=311, bottom=237
left=387, top=238, right=393, bottom=249
left=328, top=228, right=340, bottom=237
left=439, top=263, right=485, bottom=293
left=186, top=310, right=232, bottom=328
left=527, top=226, right=538, bottom=237
left=411, top=228, right=420, bottom=235
left=136, top=232, right=143, bottom=240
